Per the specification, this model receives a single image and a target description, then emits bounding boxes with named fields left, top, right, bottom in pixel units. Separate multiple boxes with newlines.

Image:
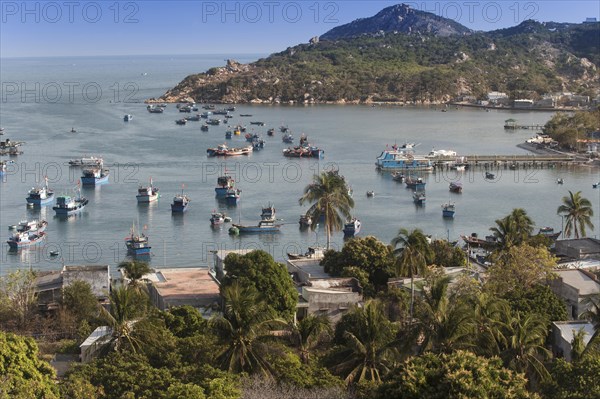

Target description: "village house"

left=551, top=320, right=595, bottom=361
left=549, top=269, right=600, bottom=319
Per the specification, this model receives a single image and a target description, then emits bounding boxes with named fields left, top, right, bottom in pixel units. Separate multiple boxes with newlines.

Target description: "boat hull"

left=171, top=204, right=188, bottom=212
left=26, top=194, right=54, bottom=205
left=136, top=194, right=159, bottom=203
left=442, top=210, right=455, bottom=218
left=81, top=174, right=109, bottom=186
left=7, top=234, right=45, bottom=248
left=53, top=205, right=86, bottom=215
left=215, top=187, right=229, bottom=197
left=232, top=225, right=280, bottom=234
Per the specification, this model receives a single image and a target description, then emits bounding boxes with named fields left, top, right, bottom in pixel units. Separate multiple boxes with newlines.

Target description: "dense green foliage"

left=543, top=357, right=600, bottom=399
left=221, top=250, right=298, bottom=320
left=543, top=108, right=600, bottom=148
left=166, top=22, right=599, bottom=104
left=0, top=331, right=58, bottom=399
left=375, top=350, right=535, bottom=399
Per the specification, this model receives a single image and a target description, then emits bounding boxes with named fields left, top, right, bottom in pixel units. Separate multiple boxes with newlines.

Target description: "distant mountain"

left=150, top=5, right=599, bottom=105
left=320, top=3, right=472, bottom=40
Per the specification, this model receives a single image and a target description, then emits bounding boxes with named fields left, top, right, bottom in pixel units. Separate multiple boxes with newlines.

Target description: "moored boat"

left=442, top=202, right=455, bottom=218
left=287, top=246, right=325, bottom=260
left=171, top=188, right=190, bottom=213
left=343, top=218, right=361, bottom=237
left=537, top=227, right=561, bottom=240
left=299, top=213, right=312, bottom=228
left=449, top=182, right=463, bottom=193
left=125, top=224, right=151, bottom=256
left=68, top=156, right=103, bottom=167
left=413, top=191, right=426, bottom=205
left=232, top=219, right=281, bottom=234
left=215, top=174, right=234, bottom=197
left=53, top=189, right=88, bottom=215
left=175, top=118, right=187, bottom=125
left=485, top=172, right=495, bottom=179
left=201, top=124, right=209, bottom=132
left=124, top=114, right=133, bottom=122
left=26, top=177, right=55, bottom=205
left=136, top=178, right=160, bottom=203
left=210, top=212, right=225, bottom=225
left=405, top=176, right=426, bottom=190
left=7, top=231, right=46, bottom=249
left=282, top=133, right=293, bottom=143
left=375, top=147, right=433, bottom=171
left=392, top=172, right=405, bottom=182
left=15, top=219, right=48, bottom=234
left=81, top=167, right=109, bottom=186
left=207, top=144, right=252, bottom=157
left=225, top=188, right=241, bottom=206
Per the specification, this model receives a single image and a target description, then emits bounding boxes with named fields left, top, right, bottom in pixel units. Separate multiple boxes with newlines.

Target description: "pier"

left=430, top=153, right=588, bottom=171
left=503, top=119, right=544, bottom=130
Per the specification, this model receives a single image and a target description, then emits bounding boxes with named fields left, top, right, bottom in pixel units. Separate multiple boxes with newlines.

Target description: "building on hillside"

left=551, top=321, right=595, bottom=361
left=487, top=91, right=508, bottom=104
left=513, top=99, right=534, bottom=108
left=80, top=326, right=111, bottom=363
left=144, top=268, right=221, bottom=314
left=35, top=265, right=110, bottom=310
left=555, top=238, right=600, bottom=262
left=387, top=267, right=468, bottom=293
left=296, top=278, right=362, bottom=323
left=549, top=269, right=600, bottom=319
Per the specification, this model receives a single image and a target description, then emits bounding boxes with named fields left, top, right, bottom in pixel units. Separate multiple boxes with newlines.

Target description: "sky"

left=1, top=0, right=599, bottom=57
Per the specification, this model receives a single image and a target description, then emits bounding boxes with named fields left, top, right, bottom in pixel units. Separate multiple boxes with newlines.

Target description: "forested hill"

left=150, top=5, right=599, bottom=104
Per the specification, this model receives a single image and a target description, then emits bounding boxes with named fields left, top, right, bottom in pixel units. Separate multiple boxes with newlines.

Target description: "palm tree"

left=414, top=275, right=474, bottom=354
left=332, top=300, right=397, bottom=384
left=95, top=285, right=149, bottom=355
left=557, top=191, right=594, bottom=238
left=391, top=228, right=433, bottom=320
left=580, top=292, right=600, bottom=357
left=470, top=293, right=510, bottom=358
left=490, top=208, right=534, bottom=250
left=498, top=310, right=551, bottom=384
left=299, top=171, right=354, bottom=249
left=210, top=282, right=285, bottom=376
left=290, top=314, right=332, bottom=363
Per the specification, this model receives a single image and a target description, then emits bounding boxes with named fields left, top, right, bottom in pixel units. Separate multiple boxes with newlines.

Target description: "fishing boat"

left=593, top=182, right=599, bottom=189
left=0, top=160, right=14, bottom=175
left=375, top=146, right=433, bottom=171
left=261, top=204, right=276, bottom=221
left=225, top=130, right=232, bottom=139
left=68, top=156, right=103, bottom=167
left=537, top=227, right=561, bottom=240
left=461, top=233, right=498, bottom=248
left=136, top=178, right=160, bottom=203
left=215, top=174, right=234, bottom=197
left=210, top=211, right=225, bottom=225
left=147, top=105, right=164, bottom=113
left=125, top=224, right=151, bottom=256
left=405, top=176, right=426, bottom=190
left=7, top=231, right=46, bottom=249
left=225, top=188, right=241, bottom=206
left=201, top=124, right=209, bottom=132
left=413, top=191, right=426, bottom=205
left=485, top=172, right=495, bottom=179
left=186, top=114, right=201, bottom=122
left=53, top=189, right=88, bottom=215
left=556, top=178, right=564, bottom=184
left=232, top=219, right=281, bottom=234
left=287, top=246, right=325, bottom=260
left=282, top=133, right=294, bottom=143
left=392, top=172, right=405, bottom=182
left=81, top=167, right=109, bottom=186
left=175, top=118, right=187, bottom=125
left=15, top=219, right=48, bottom=234
left=250, top=121, right=265, bottom=126
left=252, top=138, right=265, bottom=150
left=343, top=218, right=361, bottom=237
left=70, top=127, right=77, bottom=133
left=366, top=191, right=375, bottom=197
left=240, top=114, right=253, bottom=117
left=280, top=126, right=289, bottom=132
left=26, top=177, right=55, bottom=205
left=206, top=144, right=252, bottom=157
left=449, top=182, right=463, bottom=193
left=299, top=213, right=312, bottom=228
left=124, top=114, right=133, bottom=122
left=442, top=203, right=455, bottom=218
left=207, top=119, right=221, bottom=125
left=267, top=128, right=275, bottom=136
left=171, top=187, right=190, bottom=213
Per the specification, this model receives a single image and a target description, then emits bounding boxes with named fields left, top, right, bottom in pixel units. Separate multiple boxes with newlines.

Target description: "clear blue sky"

left=1, top=1, right=598, bottom=57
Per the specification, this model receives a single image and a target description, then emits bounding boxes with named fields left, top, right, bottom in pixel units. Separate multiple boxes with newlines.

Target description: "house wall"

left=302, top=288, right=361, bottom=323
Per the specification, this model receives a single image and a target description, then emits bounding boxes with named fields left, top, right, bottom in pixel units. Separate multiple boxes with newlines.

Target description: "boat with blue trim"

left=136, top=178, right=160, bottom=203
left=215, top=174, right=234, bottom=197
left=343, top=218, right=361, bottom=237
left=225, top=188, right=241, bottom=206
left=15, top=219, right=48, bottom=234
left=53, top=188, right=88, bottom=215
left=171, top=187, right=190, bottom=213
left=442, top=202, right=455, bottom=218
left=125, top=224, right=151, bottom=256
left=413, top=191, right=426, bottom=205
left=26, top=177, right=55, bottom=205
left=375, top=145, right=433, bottom=171
left=232, top=204, right=281, bottom=234
left=210, top=211, right=225, bottom=226
left=81, top=167, right=109, bottom=186
left=405, top=176, right=426, bottom=190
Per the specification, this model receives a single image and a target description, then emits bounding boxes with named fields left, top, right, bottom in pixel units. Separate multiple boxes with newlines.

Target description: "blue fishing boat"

left=171, top=186, right=190, bottom=213
left=375, top=146, right=433, bottom=171
left=225, top=130, right=232, bottom=139
left=282, top=133, right=293, bottom=143
left=442, top=202, right=455, bottom=218
left=343, top=218, right=361, bottom=237
left=215, top=174, right=234, bottom=197
left=125, top=223, right=151, bottom=256
left=405, top=177, right=426, bottom=190
left=26, top=177, right=55, bottom=205
left=413, top=191, right=426, bottom=206
left=81, top=167, right=109, bottom=186
left=53, top=188, right=88, bottom=215
left=7, top=231, right=46, bottom=249
left=225, top=188, right=241, bottom=206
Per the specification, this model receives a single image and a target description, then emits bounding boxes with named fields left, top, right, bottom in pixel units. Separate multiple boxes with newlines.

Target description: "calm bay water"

left=1, top=55, right=599, bottom=274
